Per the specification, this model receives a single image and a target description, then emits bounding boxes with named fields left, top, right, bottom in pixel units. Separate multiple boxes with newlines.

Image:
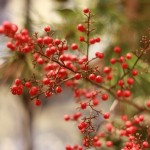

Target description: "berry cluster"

left=0, top=7, right=150, bottom=150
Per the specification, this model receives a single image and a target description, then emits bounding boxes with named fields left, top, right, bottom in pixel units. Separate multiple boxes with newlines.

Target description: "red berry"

left=74, top=73, right=81, bottom=80
left=35, top=99, right=41, bottom=106
left=143, top=141, right=149, bottom=148
left=95, top=75, right=102, bottom=83
left=64, top=114, right=70, bottom=121
left=95, top=52, right=104, bottom=59
left=89, top=38, right=95, bottom=44
left=80, top=102, right=87, bottom=109
left=71, top=43, right=78, bottom=50
left=79, top=36, right=85, bottom=42
left=127, top=78, right=134, bottom=85
left=54, top=38, right=61, bottom=45
left=83, top=8, right=90, bottom=13
left=55, top=86, right=62, bottom=93
left=95, top=37, right=101, bottom=43
left=77, top=24, right=85, bottom=32
left=25, top=82, right=32, bottom=88
left=29, top=86, right=38, bottom=96
left=110, top=58, right=116, bottom=64
left=89, top=74, right=96, bottom=80
left=103, top=113, right=110, bottom=119
left=146, top=100, right=150, bottom=107
left=132, top=69, right=138, bottom=76
left=44, top=26, right=50, bottom=32
left=92, top=98, right=99, bottom=106
left=106, top=141, right=113, bottom=147
left=104, top=67, right=111, bottom=74
left=126, top=53, right=132, bottom=59
left=114, top=46, right=121, bottom=54
left=15, top=79, right=21, bottom=86
left=101, top=94, right=108, bottom=101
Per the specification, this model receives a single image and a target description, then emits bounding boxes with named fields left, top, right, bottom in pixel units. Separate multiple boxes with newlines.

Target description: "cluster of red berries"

left=0, top=7, right=150, bottom=150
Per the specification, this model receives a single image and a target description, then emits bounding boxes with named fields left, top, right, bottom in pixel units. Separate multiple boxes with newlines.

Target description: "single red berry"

left=64, top=114, right=70, bottom=121
left=110, top=58, right=116, bottom=64
left=79, top=36, right=85, bottom=42
left=127, top=78, right=134, bottom=85
left=92, top=98, right=99, bottom=106
left=126, top=53, right=132, bottom=59
left=114, top=46, right=121, bottom=54
left=77, top=24, right=85, bottom=32
left=95, top=37, right=101, bottom=43
left=142, top=141, right=149, bottom=148
left=101, top=94, right=108, bottom=101
left=25, top=82, right=32, bottom=88
left=44, top=26, right=50, bottom=32
left=132, top=69, right=138, bottom=76
left=29, top=86, right=38, bottom=96
left=35, top=99, right=41, bottom=106
left=89, top=38, right=95, bottom=44
left=89, top=74, right=96, bottom=80
left=54, top=38, right=61, bottom=45
left=104, top=67, right=111, bottom=74
left=106, top=141, right=113, bottom=147
left=95, top=75, right=102, bottom=83
left=103, top=113, right=110, bottom=119
left=37, top=58, right=44, bottom=65
left=118, top=80, right=124, bottom=86
left=80, top=102, right=87, bottom=109
left=71, top=43, right=78, bottom=50
left=37, top=37, right=43, bottom=44
left=83, top=8, right=90, bottom=13
left=123, top=90, right=131, bottom=97
left=122, top=63, right=128, bottom=69
left=146, top=100, right=150, bottom=107
left=55, top=86, right=62, bottom=93
left=15, top=79, right=21, bottom=86
left=74, top=73, right=81, bottom=80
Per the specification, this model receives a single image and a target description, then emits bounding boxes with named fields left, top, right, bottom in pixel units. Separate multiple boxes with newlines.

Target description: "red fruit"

left=118, top=80, right=124, bottom=86
left=142, top=141, right=149, bottom=148
left=116, top=90, right=123, bottom=97
left=95, top=75, right=102, bottom=83
left=80, top=102, right=87, bottom=109
left=106, top=141, right=113, bottom=147
left=15, top=79, right=21, bottom=86
left=110, top=58, right=116, bottom=64
left=54, top=38, right=61, bottom=45
left=65, top=145, right=72, bottom=150
left=114, top=46, right=121, bottom=53
left=83, top=8, right=90, bottom=13
left=127, top=78, right=134, bottom=85
left=95, top=37, right=101, bottom=43
left=0, top=25, right=4, bottom=34
left=146, top=100, right=150, bottom=107
left=37, top=58, right=44, bottom=65
left=35, top=99, right=41, bottom=106
left=77, top=24, right=85, bottom=32
left=44, top=26, right=50, bottom=32
left=74, top=73, right=81, bottom=80
left=122, top=63, right=128, bottom=69
left=132, top=69, right=138, bottom=76
left=101, top=94, right=108, bottom=101
left=64, top=114, right=70, bottom=121
left=29, top=86, right=38, bottom=96
left=42, top=78, right=50, bottom=85
left=37, top=37, right=43, bottom=44
left=25, top=82, right=32, bottom=88
left=71, top=43, right=78, bottom=50
left=89, top=38, right=95, bottom=44
left=95, top=52, right=104, bottom=59
left=79, top=36, right=85, bottom=42
left=89, top=74, right=96, bottom=80
left=126, top=53, right=132, bottom=59
left=92, top=98, right=99, bottom=106
left=104, top=66, right=111, bottom=74
left=3, top=21, right=11, bottom=30
left=103, top=113, right=110, bottom=119
left=55, top=86, right=62, bottom=93
left=123, top=90, right=131, bottom=97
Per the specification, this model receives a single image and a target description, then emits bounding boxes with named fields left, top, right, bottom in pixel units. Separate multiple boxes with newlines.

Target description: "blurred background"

left=0, top=0, right=150, bottom=150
